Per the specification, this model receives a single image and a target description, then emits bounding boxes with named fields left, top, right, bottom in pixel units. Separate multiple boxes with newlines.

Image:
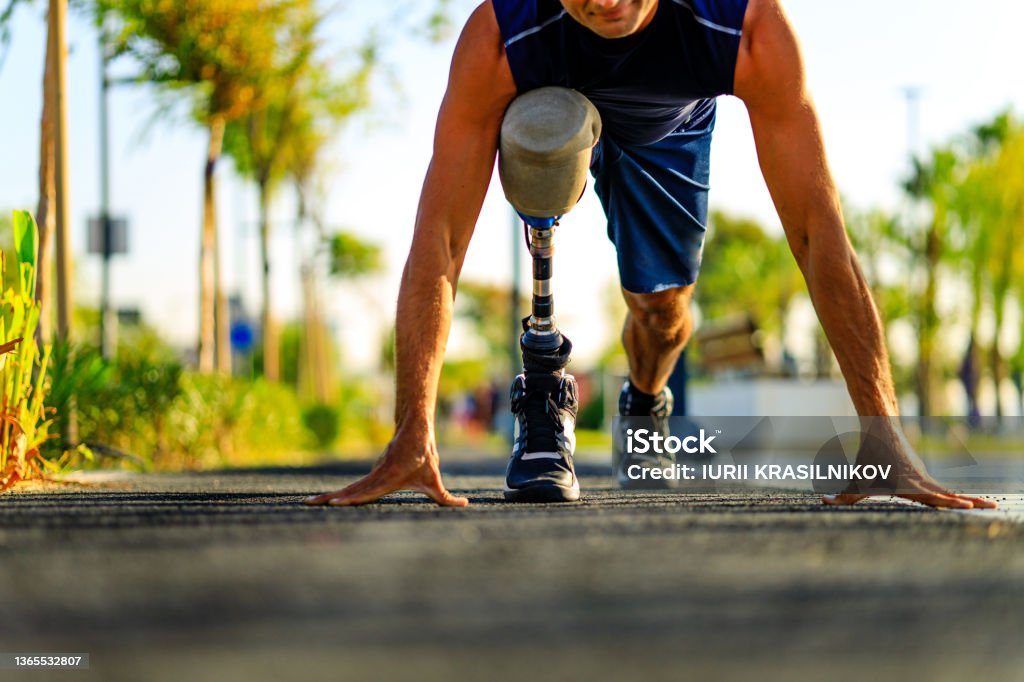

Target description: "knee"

left=624, top=287, right=694, bottom=349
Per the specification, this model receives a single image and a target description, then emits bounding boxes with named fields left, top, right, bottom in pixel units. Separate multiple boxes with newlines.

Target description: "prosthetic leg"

left=501, top=86, right=601, bottom=375
left=498, top=88, right=601, bottom=502
left=519, top=214, right=570, bottom=370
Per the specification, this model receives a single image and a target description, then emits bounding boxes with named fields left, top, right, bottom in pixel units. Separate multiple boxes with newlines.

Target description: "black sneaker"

left=504, top=372, right=580, bottom=502
left=613, top=380, right=675, bottom=489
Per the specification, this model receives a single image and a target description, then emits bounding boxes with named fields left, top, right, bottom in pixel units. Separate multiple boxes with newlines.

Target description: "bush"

left=167, top=373, right=307, bottom=469
left=46, top=335, right=183, bottom=468
left=48, top=334, right=312, bottom=470
left=302, top=403, right=340, bottom=449
left=0, top=212, right=56, bottom=490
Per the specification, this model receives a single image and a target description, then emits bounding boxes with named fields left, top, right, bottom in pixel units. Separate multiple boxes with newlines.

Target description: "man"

left=306, top=0, right=996, bottom=510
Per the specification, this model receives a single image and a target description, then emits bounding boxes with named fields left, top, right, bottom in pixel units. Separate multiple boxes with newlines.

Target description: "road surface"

left=1, top=462, right=1022, bottom=681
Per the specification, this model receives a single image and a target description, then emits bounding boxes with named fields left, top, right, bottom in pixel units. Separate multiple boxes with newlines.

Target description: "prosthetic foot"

left=498, top=88, right=601, bottom=502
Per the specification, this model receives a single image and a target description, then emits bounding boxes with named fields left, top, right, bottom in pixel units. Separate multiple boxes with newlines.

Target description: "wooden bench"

left=695, top=314, right=764, bottom=373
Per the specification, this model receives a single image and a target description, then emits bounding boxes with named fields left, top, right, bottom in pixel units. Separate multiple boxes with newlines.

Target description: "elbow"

left=799, top=223, right=859, bottom=291
left=785, top=227, right=812, bottom=274
left=404, top=225, right=464, bottom=289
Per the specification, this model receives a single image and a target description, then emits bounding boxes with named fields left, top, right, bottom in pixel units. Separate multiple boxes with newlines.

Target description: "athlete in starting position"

left=306, top=0, right=997, bottom=510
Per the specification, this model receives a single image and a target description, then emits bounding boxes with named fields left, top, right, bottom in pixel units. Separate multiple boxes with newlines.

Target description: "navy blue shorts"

left=590, top=104, right=715, bottom=294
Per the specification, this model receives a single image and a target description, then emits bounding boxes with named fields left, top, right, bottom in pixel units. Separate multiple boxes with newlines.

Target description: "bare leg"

left=621, top=285, right=695, bottom=394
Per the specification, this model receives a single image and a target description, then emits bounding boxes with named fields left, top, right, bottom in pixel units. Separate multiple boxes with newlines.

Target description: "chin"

left=589, top=19, right=639, bottom=39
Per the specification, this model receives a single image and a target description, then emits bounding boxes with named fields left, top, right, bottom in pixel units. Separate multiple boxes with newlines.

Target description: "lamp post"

left=98, top=29, right=115, bottom=359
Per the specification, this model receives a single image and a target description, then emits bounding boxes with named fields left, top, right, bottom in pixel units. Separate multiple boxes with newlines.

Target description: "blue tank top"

left=492, top=0, right=749, bottom=146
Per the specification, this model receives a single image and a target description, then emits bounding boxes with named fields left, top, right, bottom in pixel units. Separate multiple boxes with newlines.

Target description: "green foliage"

left=331, top=378, right=394, bottom=453
left=276, top=321, right=301, bottom=386
left=98, top=0, right=289, bottom=121
left=46, top=332, right=318, bottom=470
left=46, top=337, right=182, bottom=466
left=168, top=373, right=307, bottom=469
left=223, top=2, right=375, bottom=197
left=454, top=281, right=527, bottom=371
left=0, top=212, right=16, bottom=294
left=576, top=377, right=605, bottom=431
left=302, top=403, right=339, bottom=449
left=328, top=231, right=383, bottom=278
left=844, top=204, right=913, bottom=327
left=697, top=211, right=804, bottom=334
left=0, top=211, right=55, bottom=489
left=841, top=110, right=1024, bottom=411
left=439, top=358, right=488, bottom=398
left=423, top=0, right=455, bottom=42
left=379, top=325, right=396, bottom=373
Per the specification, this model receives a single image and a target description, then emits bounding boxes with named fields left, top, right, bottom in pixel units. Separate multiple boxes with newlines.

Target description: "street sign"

left=230, top=321, right=255, bottom=353
left=88, top=215, right=128, bottom=255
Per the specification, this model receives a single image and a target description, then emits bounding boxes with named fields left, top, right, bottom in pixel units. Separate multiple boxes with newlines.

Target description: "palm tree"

left=902, top=147, right=962, bottom=416
left=222, top=5, right=317, bottom=382
left=949, top=113, right=1021, bottom=420
left=98, top=0, right=287, bottom=372
left=224, top=5, right=374, bottom=382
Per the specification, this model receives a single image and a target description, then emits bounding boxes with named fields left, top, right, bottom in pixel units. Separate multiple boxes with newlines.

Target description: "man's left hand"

left=822, top=422, right=998, bottom=510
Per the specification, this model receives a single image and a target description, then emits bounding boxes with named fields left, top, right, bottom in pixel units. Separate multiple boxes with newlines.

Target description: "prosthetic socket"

left=498, top=88, right=602, bottom=373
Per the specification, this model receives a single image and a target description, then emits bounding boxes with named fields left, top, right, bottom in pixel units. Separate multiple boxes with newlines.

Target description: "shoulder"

left=733, top=0, right=809, bottom=110
left=441, top=3, right=517, bottom=123
left=449, top=2, right=515, bottom=91
left=460, top=2, right=506, bottom=58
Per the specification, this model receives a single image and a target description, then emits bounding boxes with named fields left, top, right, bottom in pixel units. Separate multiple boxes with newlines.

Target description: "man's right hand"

left=303, top=427, right=469, bottom=507
left=302, top=3, right=511, bottom=510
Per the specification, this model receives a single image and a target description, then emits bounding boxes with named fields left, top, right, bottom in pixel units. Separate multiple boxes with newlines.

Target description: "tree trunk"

left=312, top=281, right=332, bottom=403
left=214, top=211, right=231, bottom=376
left=52, top=0, right=77, bottom=446
left=965, top=273, right=983, bottom=422
left=298, top=262, right=332, bottom=403
left=294, top=188, right=332, bottom=403
left=298, top=262, right=313, bottom=401
left=916, top=224, right=941, bottom=418
left=259, top=180, right=279, bottom=381
left=965, top=335, right=981, bottom=422
left=52, top=0, right=72, bottom=342
left=990, top=234, right=1014, bottom=422
left=35, top=15, right=57, bottom=346
left=991, top=291, right=1009, bottom=422
left=198, top=118, right=225, bottom=373
left=990, top=342, right=1004, bottom=421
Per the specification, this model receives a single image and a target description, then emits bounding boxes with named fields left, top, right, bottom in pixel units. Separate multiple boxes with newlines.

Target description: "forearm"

left=753, top=126, right=900, bottom=416
left=799, top=219, right=900, bottom=417
left=384, top=0, right=512, bottom=442
left=392, top=235, right=461, bottom=435
left=390, top=132, right=494, bottom=438
left=744, top=93, right=899, bottom=415
left=748, top=107, right=899, bottom=417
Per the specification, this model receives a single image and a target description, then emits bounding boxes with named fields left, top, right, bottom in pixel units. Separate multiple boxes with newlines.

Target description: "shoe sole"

left=503, top=480, right=580, bottom=503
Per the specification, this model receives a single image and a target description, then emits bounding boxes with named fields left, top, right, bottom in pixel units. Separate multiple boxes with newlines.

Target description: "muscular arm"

left=734, top=0, right=897, bottom=417
left=396, top=2, right=517, bottom=433
left=306, top=2, right=516, bottom=506
left=733, top=0, right=994, bottom=509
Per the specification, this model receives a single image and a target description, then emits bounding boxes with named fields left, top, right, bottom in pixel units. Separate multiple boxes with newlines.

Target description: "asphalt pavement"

left=1, top=460, right=1022, bottom=682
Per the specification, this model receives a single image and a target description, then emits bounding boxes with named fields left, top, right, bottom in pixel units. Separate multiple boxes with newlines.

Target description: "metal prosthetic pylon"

left=519, top=213, right=572, bottom=372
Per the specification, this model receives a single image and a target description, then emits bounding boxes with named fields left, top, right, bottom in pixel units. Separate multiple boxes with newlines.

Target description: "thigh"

left=590, top=104, right=715, bottom=294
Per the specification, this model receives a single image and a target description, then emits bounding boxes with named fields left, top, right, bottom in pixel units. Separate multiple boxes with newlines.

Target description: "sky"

left=1, top=0, right=1023, bottom=371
